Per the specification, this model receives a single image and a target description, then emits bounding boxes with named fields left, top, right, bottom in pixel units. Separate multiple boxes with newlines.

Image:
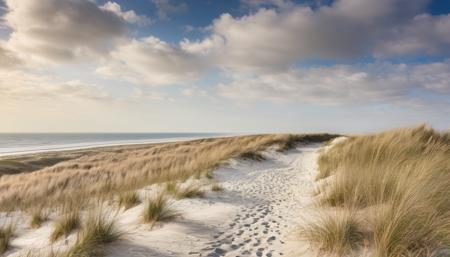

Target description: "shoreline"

left=0, top=134, right=234, bottom=158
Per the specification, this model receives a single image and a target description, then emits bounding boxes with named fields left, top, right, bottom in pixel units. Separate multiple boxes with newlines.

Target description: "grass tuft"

left=50, top=211, right=80, bottom=242
left=238, top=151, right=265, bottom=161
left=176, top=185, right=205, bottom=199
left=301, top=210, right=364, bottom=256
left=117, top=191, right=141, bottom=210
left=142, top=194, right=180, bottom=227
left=0, top=222, right=14, bottom=254
left=67, top=210, right=122, bottom=257
left=211, top=184, right=223, bottom=192
left=29, top=207, right=47, bottom=228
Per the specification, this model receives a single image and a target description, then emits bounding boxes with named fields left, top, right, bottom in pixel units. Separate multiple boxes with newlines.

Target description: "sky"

left=0, top=0, right=449, bottom=134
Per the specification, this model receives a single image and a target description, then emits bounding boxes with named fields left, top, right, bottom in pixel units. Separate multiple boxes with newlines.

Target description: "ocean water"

left=0, top=133, right=224, bottom=157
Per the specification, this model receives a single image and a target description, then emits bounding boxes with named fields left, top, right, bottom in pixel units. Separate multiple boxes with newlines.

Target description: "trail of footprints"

left=197, top=156, right=310, bottom=257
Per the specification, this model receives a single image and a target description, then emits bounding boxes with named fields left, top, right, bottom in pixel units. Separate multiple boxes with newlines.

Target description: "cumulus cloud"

left=0, top=70, right=110, bottom=101
left=181, top=0, right=447, bottom=72
left=375, top=14, right=450, bottom=57
left=217, top=61, right=450, bottom=105
left=100, top=1, right=152, bottom=26
left=151, top=0, right=188, bottom=19
left=97, top=37, right=208, bottom=86
left=4, top=0, right=126, bottom=63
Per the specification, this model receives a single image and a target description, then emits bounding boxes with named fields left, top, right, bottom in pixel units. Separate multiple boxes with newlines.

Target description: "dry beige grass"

left=301, top=210, right=364, bottom=257
left=310, top=125, right=450, bottom=257
left=50, top=211, right=80, bottom=242
left=0, top=222, right=14, bottom=254
left=0, top=134, right=335, bottom=212
left=117, top=191, right=141, bottom=210
left=142, top=193, right=180, bottom=227
left=211, top=184, right=223, bottom=192
left=29, top=207, right=47, bottom=229
left=175, top=184, right=205, bottom=199
left=67, top=210, right=122, bottom=257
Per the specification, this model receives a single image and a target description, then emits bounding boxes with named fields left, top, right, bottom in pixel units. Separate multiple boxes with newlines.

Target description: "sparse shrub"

left=50, top=211, right=80, bottom=242
left=142, top=194, right=180, bottom=227
left=301, top=210, right=364, bottom=256
left=67, top=210, right=122, bottom=257
left=0, top=222, right=14, bottom=254
left=117, top=191, right=141, bottom=210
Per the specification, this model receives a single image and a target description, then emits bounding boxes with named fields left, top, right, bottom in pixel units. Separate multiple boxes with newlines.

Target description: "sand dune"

left=1, top=141, right=326, bottom=257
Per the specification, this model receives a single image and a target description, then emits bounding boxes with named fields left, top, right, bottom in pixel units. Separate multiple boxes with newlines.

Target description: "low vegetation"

left=0, top=134, right=336, bottom=212
left=50, top=211, right=80, bottom=242
left=142, top=194, right=180, bottom=227
left=238, top=151, right=266, bottom=161
left=301, top=210, right=364, bottom=257
left=211, top=184, right=223, bottom=192
left=308, top=125, right=450, bottom=257
left=117, top=191, right=141, bottom=210
left=175, top=185, right=205, bottom=199
left=29, top=207, right=47, bottom=228
left=67, top=210, right=122, bottom=257
left=0, top=222, right=14, bottom=254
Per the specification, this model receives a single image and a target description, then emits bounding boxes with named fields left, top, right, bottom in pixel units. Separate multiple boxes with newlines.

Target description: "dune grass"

left=301, top=210, right=364, bottom=257
left=117, top=191, right=141, bottom=210
left=0, top=134, right=335, bottom=212
left=50, top=211, right=80, bottom=242
left=175, top=185, right=205, bottom=199
left=164, top=181, right=178, bottom=195
left=309, top=125, right=450, bottom=257
left=67, top=210, right=122, bottom=257
left=238, top=151, right=266, bottom=161
left=211, top=184, right=223, bottom=192
left=142, top=194, right=180, bottom=227
left=29, top=207, right=47, bottom=229
left=0, top=222, right=14, bottom=254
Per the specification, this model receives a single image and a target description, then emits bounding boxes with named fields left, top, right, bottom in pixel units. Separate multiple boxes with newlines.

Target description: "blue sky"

left=0, top=0, right=449, bottom=133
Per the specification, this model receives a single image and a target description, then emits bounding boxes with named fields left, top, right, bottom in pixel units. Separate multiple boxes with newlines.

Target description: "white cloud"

left=4, top=0, right=127, bottom=63
left=181, top=0, right=447, bottom=73
left=97, top=37, right=208, bottom=86
left=0, top=70, right=110, bottom=101
left=100, top=1, right=152, bottom=26
left=151, top=0, right=188, bottom=19
left=217, top=61, right=450, bottom=105
left=375, top=14, right=450, bottom=57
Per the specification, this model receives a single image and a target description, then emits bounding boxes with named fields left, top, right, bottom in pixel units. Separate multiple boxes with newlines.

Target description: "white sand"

left=2, top=143, right=325, bottom=257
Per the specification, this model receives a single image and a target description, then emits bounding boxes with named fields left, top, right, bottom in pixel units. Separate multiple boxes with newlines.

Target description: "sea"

left=0, top=133, right=225, bottom=157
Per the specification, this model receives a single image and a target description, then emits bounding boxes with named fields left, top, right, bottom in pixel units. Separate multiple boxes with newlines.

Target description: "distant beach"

left=0, top=133, right=226, bottom=157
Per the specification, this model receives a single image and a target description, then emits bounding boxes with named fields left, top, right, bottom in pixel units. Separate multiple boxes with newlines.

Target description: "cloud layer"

left=1, top=0, right=449, bottom=110
left=218, top=61, right=450, bottom=105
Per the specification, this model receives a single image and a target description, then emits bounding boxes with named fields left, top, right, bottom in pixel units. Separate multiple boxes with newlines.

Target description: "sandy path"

left=3, top=144, right=320, bottom=257
left=195, top=144, right=319, bottom=257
